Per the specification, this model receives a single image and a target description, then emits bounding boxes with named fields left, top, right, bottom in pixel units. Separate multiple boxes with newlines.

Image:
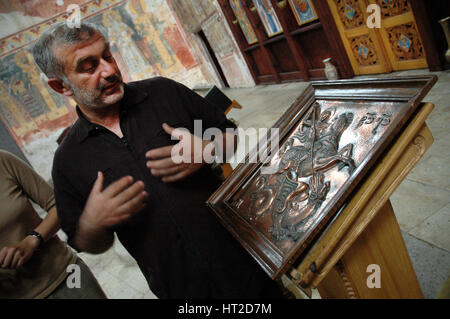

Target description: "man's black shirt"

left=52, top=77, right=282, bottom=298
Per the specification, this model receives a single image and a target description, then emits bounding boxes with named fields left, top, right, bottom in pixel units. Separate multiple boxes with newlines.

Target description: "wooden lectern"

left=289, top=102, right=434, bottom=298
left=207, top=76, right=436, bottom=299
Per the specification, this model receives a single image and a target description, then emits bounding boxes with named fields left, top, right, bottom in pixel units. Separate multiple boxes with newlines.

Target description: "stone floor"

left=76, top=69, right=449, bottom=299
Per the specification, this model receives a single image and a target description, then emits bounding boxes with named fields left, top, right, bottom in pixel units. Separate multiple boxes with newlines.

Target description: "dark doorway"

left=198, top=29, right=230, bottom=87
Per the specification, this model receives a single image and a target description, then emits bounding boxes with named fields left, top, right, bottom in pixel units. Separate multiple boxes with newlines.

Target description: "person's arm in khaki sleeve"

left=0, top=152, right=61, bottom=269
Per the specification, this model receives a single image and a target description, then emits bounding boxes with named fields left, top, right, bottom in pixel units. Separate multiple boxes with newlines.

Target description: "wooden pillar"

left=242, top=0, right=281, bottom=83
left=270, top=0, right=310, bottom=81
left=313, top=0, right=355, bottom=78
left=410, top=0, right=444, bottom=71
left=218, top=0, right=261, bottom=84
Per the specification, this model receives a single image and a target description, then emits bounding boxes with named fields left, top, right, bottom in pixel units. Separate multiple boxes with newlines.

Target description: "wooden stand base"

left=288, top=102, right=435, bottom=299
left=317, top=199, right=423, bottom=298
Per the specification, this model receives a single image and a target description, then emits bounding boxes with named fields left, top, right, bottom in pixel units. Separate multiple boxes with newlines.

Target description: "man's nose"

left=99, top=58, right=116, bottom=79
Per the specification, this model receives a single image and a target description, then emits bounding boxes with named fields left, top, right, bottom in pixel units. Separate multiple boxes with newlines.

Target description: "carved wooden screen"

left=327, top=0, right=391, bottom=74
left=375, top=0, right=428, bottom=71
left=327, top=0, right=428, bottom=75
left=207, top=76, right=436, bottom=279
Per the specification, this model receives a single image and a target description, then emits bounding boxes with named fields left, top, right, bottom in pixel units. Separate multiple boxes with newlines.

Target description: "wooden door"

left=374, top=0, right=428, bottom=70
left=327, top=0, right=428, bottom=75
left=327, top=0, right=391, bottom=75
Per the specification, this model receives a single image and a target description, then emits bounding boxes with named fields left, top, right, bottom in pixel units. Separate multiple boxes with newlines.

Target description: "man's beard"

left=67, top=76, right=124, bottom=109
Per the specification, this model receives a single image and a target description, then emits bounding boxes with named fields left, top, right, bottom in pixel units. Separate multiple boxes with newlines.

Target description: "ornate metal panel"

left=207, top=76, right=436, bottom=279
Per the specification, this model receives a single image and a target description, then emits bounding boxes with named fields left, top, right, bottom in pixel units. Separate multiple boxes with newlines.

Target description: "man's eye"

left=83, top=61, right=98, bottom=72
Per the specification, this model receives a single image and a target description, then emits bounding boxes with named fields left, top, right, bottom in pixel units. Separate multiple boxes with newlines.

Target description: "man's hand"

left=79, top=172, right=148, bottom=233
left=146, top=123, right=214, bottom=183
left=0, top=236, right=40, bottom=269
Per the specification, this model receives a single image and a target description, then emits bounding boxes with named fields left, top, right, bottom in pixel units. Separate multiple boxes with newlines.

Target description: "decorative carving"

left=386, top=23, right=425, bottom=61
left=245, top=104, right=356, bottom=242
left=356, top=111, right=392, bottom=136
left=376, top=0, right=411, bottom=18
left=207, top=76, right=437, bottom=279
left=350, top=35, right=379, bottom=66
left=334, top=0, right=365, bottom=30
left=335, top=260, right=359, bottom=298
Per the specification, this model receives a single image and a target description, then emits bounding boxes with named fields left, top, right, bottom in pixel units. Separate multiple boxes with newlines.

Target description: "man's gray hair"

left=31, top=21, right=109, bottom=78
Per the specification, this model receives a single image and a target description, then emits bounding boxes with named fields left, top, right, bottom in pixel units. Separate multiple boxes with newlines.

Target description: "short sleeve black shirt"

left=52, top=77, right=279, bottom=298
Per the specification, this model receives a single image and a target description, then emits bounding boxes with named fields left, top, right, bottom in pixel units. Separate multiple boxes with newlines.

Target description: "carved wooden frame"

left=207, top=75, right=436, bottom=279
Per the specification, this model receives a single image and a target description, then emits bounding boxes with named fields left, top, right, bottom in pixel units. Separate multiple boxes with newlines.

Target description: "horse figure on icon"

left=249, top=104, right=356, bottom=241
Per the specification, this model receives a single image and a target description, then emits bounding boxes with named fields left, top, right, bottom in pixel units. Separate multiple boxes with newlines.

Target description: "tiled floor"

left=76, top=69, right=449, bottom=299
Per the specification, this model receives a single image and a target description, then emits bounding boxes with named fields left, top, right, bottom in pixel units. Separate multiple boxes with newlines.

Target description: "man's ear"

left=47, top=78, right=73, bottom=96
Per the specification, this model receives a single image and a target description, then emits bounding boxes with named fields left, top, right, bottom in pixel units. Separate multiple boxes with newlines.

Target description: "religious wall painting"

left=170, top=0, right=205, bottom=31
left=0, top=80, right=38, bottom=144
left=229, top=0, right=258, bottom=45
left=101, top=8, right=156, bottom=81
left=0, top=0, right=128, bottom=59
left=0, top=49, right=75, bottom=145
left=129, top=2, right=180, bottom=74
left=0, top=0, right=127, bottom=147
left=252, top=0, right=283, bottom=38
left=203, top=13, right=235, bottom=57
left=288, top=0, right=318, bottom=26
left=207, top=76, right=437, bottom=278
left=127, top=0, right=196, bottom=76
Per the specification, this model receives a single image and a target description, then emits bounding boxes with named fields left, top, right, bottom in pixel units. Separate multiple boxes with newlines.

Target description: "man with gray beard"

left=32, top=21, right=284, bottom=298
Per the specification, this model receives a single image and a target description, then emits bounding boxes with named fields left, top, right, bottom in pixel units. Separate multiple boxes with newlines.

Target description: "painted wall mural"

left=0, top=0, right=205, bottom=150
left=0, top=48, right=77, bottom=147
left=0, top=0, right=256, bottom=178
left=170, top=0, right=216, bottom=32
left=168, top=0, right=255, bottom=88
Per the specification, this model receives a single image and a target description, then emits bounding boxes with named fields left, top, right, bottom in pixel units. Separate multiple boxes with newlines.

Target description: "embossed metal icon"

left=207, top=76, right=436, bottom=279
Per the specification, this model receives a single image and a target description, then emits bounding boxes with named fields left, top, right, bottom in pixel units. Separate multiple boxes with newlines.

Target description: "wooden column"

left=218, top=0, right=260, bottom=84
left=270, top=0, right=310, bottom=81
left=410, top=0, right=444, bottom=71
left=313, top=0, right=355, bottom=78
left=242, top=0, right=281, bottom=83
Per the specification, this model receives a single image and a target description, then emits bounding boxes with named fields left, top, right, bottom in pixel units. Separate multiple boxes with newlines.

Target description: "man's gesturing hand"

left=146, top=123, right=214, bottom=183
left=79, top=172, right=148, bottom=231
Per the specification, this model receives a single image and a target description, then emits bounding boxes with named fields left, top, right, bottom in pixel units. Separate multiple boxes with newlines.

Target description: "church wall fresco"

left=169, top=0, right=255, bottom=88
left=0, top=0, right=228, bottom=179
